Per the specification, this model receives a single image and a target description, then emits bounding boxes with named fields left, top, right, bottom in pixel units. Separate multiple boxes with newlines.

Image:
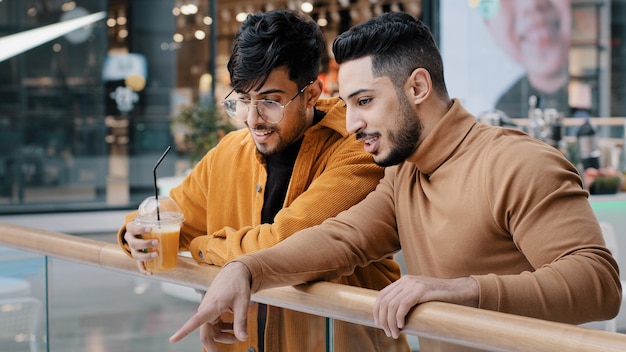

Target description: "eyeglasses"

left=222, top=82, right=312, bottom=124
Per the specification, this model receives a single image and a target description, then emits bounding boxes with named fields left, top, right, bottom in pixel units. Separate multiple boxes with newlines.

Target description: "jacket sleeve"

left=192, top=135, right=386, bottom=267
left=116, top=211, right=138, bottom=258
left=472, top=138, right=622, bottom=324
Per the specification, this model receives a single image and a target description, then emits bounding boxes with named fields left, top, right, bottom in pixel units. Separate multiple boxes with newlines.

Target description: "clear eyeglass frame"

left=222, top=81, right=313, bottom=124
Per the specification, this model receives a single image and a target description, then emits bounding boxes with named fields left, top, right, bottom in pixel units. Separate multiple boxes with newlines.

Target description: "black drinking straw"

left=153, top=146, right=172, bottom=221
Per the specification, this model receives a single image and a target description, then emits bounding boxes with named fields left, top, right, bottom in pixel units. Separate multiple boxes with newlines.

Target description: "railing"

left=509, top=116, right=626, bottom=128
left=510, top=116, right=626, bottom=146
left=2, top=222, right=626, bottom=352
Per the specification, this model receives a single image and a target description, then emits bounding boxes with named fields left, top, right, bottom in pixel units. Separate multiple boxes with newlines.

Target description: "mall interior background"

left=0, top=0, right=625, bottom=216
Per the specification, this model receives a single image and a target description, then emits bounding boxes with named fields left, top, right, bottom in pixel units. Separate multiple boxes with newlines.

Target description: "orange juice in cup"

left=142, top=221, right=181, bottom=272
left=133, top=196, right=184, bottom=273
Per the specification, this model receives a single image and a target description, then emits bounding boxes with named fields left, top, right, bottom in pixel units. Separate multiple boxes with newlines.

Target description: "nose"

left=345, top=108, right=365, bottom=134
left=245, top=103, right=264, bottom=126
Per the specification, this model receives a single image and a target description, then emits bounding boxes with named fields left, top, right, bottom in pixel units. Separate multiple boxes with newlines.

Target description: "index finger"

left=169, top=311, right=207, bottom=343
left=125, top=221, right=148, bottom=237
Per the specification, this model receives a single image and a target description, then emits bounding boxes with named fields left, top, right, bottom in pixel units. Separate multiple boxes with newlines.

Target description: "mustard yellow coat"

left=118, top=97, right=408, bottom=352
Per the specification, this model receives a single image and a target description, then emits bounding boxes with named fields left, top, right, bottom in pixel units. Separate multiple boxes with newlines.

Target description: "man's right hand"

left=123, top=221, right=159, bottom=275
left=169, top=261, right=252, bottom=352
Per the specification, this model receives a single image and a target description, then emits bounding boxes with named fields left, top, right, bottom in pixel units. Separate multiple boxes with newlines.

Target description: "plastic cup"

left=133, top=196, right=184, bottom=273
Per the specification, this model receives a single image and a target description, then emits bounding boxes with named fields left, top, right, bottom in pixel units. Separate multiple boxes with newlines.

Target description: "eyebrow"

left=340, top=88, right=374, bottom=101
left=237, top=88, right=285, bottom=96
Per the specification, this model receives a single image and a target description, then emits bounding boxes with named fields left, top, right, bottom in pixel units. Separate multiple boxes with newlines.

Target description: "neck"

left=416, top=97, right=454, bottom=144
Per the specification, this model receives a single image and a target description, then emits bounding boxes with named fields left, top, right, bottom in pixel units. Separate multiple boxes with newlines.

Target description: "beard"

left=375, top=92, right=422, bottom=167
left=251, top=101, right=308, bottom=156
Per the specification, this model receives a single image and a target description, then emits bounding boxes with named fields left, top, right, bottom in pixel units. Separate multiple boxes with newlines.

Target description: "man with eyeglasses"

left=118, top=9, right=408, bottom=352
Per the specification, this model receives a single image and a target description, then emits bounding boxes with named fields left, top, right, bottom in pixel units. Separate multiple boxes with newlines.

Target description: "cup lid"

left=134, top=196, right=184, bottom=225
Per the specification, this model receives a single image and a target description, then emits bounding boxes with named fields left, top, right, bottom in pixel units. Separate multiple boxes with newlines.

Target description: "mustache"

left=249, top=124, right=277, bottom=133
left=356, top=132, right=380, bottom=141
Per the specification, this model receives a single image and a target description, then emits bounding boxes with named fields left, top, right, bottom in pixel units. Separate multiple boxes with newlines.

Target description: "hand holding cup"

left=131, top=195, right=184, bottom=273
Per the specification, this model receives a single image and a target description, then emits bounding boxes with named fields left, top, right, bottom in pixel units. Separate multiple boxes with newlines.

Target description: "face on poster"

left=440, top=0, right=572, bottom=118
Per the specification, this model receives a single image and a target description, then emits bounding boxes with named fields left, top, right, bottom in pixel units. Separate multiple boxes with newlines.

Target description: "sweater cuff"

left=471, top=274, right=499, bottom=311
left=234, top=255, right=265, bottom=293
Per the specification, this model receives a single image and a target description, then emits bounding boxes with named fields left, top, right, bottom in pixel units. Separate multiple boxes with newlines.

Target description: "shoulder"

left=218, top=127, right=249, bottom=144
left=210, top=128, right=255, bottom=153
left=193, top=128, right=256, bottom=169
left=474, top=126, right=582, bottom=195
left=485, top=127, right=565, bottom=164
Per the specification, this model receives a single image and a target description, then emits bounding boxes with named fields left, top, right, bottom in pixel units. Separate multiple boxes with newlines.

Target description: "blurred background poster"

left=440, top=0, right=521, bottom=117
left=440, top=0, right=573, bottom=119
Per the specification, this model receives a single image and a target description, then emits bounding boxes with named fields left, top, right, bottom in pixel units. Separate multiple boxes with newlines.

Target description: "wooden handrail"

left=510, top=116, right=626, bottom=127
left=1, top=222, right=626, bottom=351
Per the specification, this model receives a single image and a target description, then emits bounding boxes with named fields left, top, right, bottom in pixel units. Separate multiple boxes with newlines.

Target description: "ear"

left=407, top=68, right=431, bottom=104
left=305, top=79, right=324, bottom=108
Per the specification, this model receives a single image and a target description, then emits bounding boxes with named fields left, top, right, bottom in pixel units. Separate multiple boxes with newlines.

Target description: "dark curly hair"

left=332, top=12, right=449, bottom=99
left=227, top=9, right=325, bottom=92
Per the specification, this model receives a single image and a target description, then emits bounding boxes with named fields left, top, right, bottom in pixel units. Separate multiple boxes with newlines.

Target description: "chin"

left=373, top=155, right=391, bottom=167
left=256, top=143, right=283, bottom=156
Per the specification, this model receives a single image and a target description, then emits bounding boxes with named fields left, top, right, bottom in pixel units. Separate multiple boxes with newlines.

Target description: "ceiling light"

left=194, top=30, right=206, bottom=40
left=181, top=4, right=198, bottom=15
left=0, top=11, right=105, bottom=62
left=173, top=33, right=184, bottom=42
left=236, top=12, right=248, bottom=22
left=301, top=2, right=313, bottom=13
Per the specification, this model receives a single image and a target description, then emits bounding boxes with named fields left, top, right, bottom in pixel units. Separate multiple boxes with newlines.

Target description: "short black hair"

left=332, top=12, right=448, bottom=99
left=227, top=9, right=325, bottom=92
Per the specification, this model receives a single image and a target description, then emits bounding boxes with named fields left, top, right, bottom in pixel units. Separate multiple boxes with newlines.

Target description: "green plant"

left=172, top=102, right=237, bottom=164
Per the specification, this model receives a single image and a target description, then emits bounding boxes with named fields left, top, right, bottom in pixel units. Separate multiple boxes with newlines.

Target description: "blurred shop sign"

left=103, top=53, right=147, bottom=115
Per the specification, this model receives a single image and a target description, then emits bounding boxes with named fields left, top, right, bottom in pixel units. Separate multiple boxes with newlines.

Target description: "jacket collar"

left=307, top=97, right=349, bottom=138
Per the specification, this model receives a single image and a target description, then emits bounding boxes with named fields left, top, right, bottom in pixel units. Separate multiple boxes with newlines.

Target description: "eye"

left=261, top=100, right=282, bottom=109
left=357, top=97, right=372, bottom=106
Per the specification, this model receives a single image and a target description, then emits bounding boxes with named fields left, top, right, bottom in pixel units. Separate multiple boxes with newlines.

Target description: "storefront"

left=0, top=0, right=624, bottom=215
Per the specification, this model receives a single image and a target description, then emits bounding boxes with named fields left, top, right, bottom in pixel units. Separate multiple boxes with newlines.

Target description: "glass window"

left=0, top=1, right=180, bottom=214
